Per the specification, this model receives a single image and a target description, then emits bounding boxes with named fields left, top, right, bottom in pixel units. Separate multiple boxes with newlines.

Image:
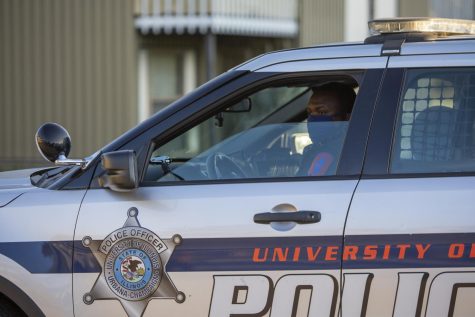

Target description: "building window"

left=138, top=48, right=197, bottom=122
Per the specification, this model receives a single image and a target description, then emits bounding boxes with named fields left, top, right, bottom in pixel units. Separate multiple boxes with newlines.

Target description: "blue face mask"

left=307, top=115, right=334, bottom=144
left=307, top=115, right=333, bottom=123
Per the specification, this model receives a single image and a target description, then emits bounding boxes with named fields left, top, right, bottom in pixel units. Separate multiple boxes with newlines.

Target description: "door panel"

left=73, top=181, right=355, bottom=316
left=344, top=59, right=475, bottom=316
left=344, top=178, right=475, bottom=317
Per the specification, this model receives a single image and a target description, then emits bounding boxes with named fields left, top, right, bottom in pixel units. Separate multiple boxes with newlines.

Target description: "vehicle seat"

left=411, top=106, right=457, bottom=162
left=253, top=147, right=302, bottom=177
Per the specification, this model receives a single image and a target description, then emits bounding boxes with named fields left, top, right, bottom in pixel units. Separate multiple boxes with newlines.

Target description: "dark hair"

left=312, top=82, right=356, bottom=114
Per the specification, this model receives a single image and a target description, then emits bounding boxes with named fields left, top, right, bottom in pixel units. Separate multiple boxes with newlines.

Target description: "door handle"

left=253, top=211, right=321, bottom=224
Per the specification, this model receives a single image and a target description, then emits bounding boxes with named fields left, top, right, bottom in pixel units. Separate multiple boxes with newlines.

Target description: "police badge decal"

left=82, top=207, right=185, bottom=317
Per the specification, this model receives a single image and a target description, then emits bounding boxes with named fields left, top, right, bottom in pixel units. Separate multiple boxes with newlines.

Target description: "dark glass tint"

left=391, top=68, right=475, bottom=174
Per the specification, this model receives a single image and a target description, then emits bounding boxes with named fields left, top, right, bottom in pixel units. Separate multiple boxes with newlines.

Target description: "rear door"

left=343, top=53, right=475, bottom=316
left=73, top=58, right=385, bottom=317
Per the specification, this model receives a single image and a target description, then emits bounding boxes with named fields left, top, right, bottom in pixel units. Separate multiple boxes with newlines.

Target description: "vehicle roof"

left=236, top=36, right=475, bottom=72
left=235, top=43, right=383, bottom=72
left=401, top=37, right=475, bottom=55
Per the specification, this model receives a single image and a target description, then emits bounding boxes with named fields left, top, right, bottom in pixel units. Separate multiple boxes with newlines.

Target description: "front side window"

left=144, top=77, right=359, bottom=183
left=391, top=68, right=475, bottom=174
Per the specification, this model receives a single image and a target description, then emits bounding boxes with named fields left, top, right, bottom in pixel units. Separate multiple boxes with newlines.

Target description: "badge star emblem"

left=82, top=207, right=185, bottom=317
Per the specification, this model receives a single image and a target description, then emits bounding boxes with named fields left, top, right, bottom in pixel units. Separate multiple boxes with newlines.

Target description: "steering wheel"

left=206, top=152, right=247, bottom=179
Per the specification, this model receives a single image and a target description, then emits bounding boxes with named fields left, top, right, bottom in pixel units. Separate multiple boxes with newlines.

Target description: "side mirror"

left=36, top=123, right=72, bottom=163
left=99, top=150, right=138, bottom=192
left=35, top=122, right=87, bottom=167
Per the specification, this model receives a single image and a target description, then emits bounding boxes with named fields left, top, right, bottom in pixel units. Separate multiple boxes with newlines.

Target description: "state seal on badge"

left=82, top=207, right=185, bottom=317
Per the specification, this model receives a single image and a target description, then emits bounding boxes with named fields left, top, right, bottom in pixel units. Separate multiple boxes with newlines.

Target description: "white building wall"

left=344, top=0, right=399, bottom=41
left=344, top=0, right=370, bottom=41
left=431, top=0, right=475, bottom=19
left=374, top=0, right=398, bottom=19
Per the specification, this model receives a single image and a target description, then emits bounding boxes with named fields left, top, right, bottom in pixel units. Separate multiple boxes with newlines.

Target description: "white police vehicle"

left=1, top=17, right=475, bottom=317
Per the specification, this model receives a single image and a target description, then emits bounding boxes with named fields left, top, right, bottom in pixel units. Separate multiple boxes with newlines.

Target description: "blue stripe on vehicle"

left=167, top=233, right=475, bottom=271
left=73, top=241, right=101, bottom=273
left=0, top=241, right=74, bottom=273
left=343, top=233, right=475, bottom=269
left=167, top=235, right=342, bottom=272
left=0, top=233, right=474, bottom=274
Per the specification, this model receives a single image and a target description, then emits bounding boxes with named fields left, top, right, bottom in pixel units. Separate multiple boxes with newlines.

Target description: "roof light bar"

left=369, top=17, right=475, bottom=37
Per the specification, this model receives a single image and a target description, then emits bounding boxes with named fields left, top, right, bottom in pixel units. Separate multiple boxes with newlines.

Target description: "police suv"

left=1, top=18, right=475, bottom=317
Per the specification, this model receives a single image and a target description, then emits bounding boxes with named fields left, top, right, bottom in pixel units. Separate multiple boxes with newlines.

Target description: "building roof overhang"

left=134, top=0, right=298, bottom=38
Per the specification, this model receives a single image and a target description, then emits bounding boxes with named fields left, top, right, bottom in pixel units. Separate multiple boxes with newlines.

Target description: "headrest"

left=411, top=106, right=457, bottom=161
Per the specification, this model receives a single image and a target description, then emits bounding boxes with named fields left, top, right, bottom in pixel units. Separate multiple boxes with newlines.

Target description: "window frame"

left=136, top=69, right=384, bottom=187
left=364, top=66, right=475, bottom=179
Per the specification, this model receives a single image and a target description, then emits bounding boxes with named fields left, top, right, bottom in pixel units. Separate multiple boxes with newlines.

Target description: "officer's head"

left=307, top=83, right=356, bottom=122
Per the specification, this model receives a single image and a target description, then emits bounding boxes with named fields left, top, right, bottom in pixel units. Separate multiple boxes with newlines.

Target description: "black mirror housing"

left=35, top=122, right=72, bottom=162
left=99, top=150, right=138, bottom=191
left=225, top=98, right=252, bottom=113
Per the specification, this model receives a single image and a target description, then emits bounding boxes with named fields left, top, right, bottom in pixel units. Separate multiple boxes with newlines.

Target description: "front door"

left=73, top=64, right=383, bottom=317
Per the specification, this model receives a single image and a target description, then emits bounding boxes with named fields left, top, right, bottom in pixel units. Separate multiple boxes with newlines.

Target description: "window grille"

left=391, top=69, right=475, bottom=173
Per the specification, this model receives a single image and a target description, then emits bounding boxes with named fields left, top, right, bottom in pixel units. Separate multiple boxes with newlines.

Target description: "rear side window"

left=391, top=68, right=475, bottom=174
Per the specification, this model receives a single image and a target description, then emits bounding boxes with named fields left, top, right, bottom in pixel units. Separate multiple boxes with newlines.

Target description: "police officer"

left=300, top=83, right=356, bottom=176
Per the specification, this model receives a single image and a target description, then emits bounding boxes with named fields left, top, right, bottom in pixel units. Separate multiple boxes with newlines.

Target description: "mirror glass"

left=224, top=98, right=252, bottom=113
left=35, top=122, right=71, bottom=162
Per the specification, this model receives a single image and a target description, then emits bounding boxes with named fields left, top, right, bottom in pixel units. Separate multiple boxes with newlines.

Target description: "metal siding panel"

left=103, top=0, right=112, bottom=143
left=43, top=0, right=54, bottom=146
left=104, top=0, right=114, bottom=145
left=431, top=0, right=474, bottom=19
left=1, top=1, right=12, bottom=163
left=299, top=0, right=344, bottom=47
left=22, top=0, right=34, bottom=160
left=13, top=0, right=23, bottom=160
left=85, top=0, right=96, bottom=157
left=110, top=0, right=120, bottom=142
left=0, top=0, right=137, bottom=170
left=91, top=0, right=102, bottom=153
left=123, top=0, right=139, bottom=137
left=31, top=0, right=43, bottom=165
left=0, top=1, right=4, bottom=162
left=62, top=0, right=74, bottom=154
left=3, top=1, right=13, bottom=163
left=65, top=0, right=77, bottom=158
left=120, top=1, right=133, bottom=139
left=118, top=2, right=129, bottom=138
left=10, top=0, right=18, bottom=160
left=52, top=0, right=63, bottom=156
left=399, top=0, right=430, bottom=17
left=84, top=0, right=92, bottom=152
left=92, top=0, right=102, bottom=150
